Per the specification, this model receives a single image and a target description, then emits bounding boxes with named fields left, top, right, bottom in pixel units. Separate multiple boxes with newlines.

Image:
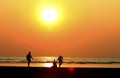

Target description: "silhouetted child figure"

left=57, top=55, right=63, bottom=68
left=26, top=51, right=33, bottom=68
left=51, top=59, right=57, bottom=68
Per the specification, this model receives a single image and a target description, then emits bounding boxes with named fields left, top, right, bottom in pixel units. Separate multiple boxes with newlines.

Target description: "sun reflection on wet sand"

left=43, top=63, right=53, bottom=67
left=0, top=63, right=53, bottom=67
left=1, top=63, right=120, bottom=68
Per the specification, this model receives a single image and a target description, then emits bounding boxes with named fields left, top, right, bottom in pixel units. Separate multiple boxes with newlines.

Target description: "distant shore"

left=0, top=66, right=120, bottom=78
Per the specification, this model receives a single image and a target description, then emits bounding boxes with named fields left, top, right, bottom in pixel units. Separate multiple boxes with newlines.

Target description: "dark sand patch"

left=0, top=66, right=120, bottom=78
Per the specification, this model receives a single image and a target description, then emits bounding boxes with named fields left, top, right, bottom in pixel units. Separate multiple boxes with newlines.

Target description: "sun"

left=41, top=8, right=58, bottom=23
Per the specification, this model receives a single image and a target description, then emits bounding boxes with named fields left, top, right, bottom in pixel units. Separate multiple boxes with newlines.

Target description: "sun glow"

left=41, top=8, right=58, bottom=23
left=44, top=63, right=53, bottom=67
left=35, top=3, right=63, bottom=29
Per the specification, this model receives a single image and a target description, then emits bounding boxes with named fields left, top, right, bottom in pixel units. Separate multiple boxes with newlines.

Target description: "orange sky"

left=0, top=0, right=120, bottom=57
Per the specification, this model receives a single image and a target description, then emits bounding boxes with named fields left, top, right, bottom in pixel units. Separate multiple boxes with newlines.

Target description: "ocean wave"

left=0, top=57, right=120, bottom=64
left=0, top=61, right=120, bottom=64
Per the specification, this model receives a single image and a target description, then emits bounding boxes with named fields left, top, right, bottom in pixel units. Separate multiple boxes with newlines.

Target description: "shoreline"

left=1, top=63, right=120, bottom=68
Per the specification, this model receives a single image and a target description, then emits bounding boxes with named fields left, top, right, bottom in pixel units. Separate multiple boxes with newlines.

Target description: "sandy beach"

left=0, top=66, right=120, bottom=78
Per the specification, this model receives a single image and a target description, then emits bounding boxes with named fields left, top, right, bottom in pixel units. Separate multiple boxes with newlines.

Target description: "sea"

left=0, top=57, right=120, bottom=68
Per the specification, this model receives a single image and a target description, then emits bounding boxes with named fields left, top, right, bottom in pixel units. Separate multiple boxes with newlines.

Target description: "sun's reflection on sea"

left=1, top=63, right=120, bottom=68
left=43, top=63, right=53, bottom=67
left=30, top=63, right=53, bottom=67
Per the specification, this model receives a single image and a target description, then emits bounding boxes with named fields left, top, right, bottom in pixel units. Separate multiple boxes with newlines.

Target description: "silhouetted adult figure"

left=26, top=51, right=33, bottom=68
left=57, top=55, right=63, bottom=68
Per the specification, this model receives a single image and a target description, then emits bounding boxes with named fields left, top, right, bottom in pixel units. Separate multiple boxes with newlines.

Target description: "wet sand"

left=0, top=66, right=120, bottom=78
left=1, top=63, right=120, bottom=68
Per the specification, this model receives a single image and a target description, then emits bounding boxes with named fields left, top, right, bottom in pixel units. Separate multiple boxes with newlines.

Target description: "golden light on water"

left=44, top=63, right=53, bottom=67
